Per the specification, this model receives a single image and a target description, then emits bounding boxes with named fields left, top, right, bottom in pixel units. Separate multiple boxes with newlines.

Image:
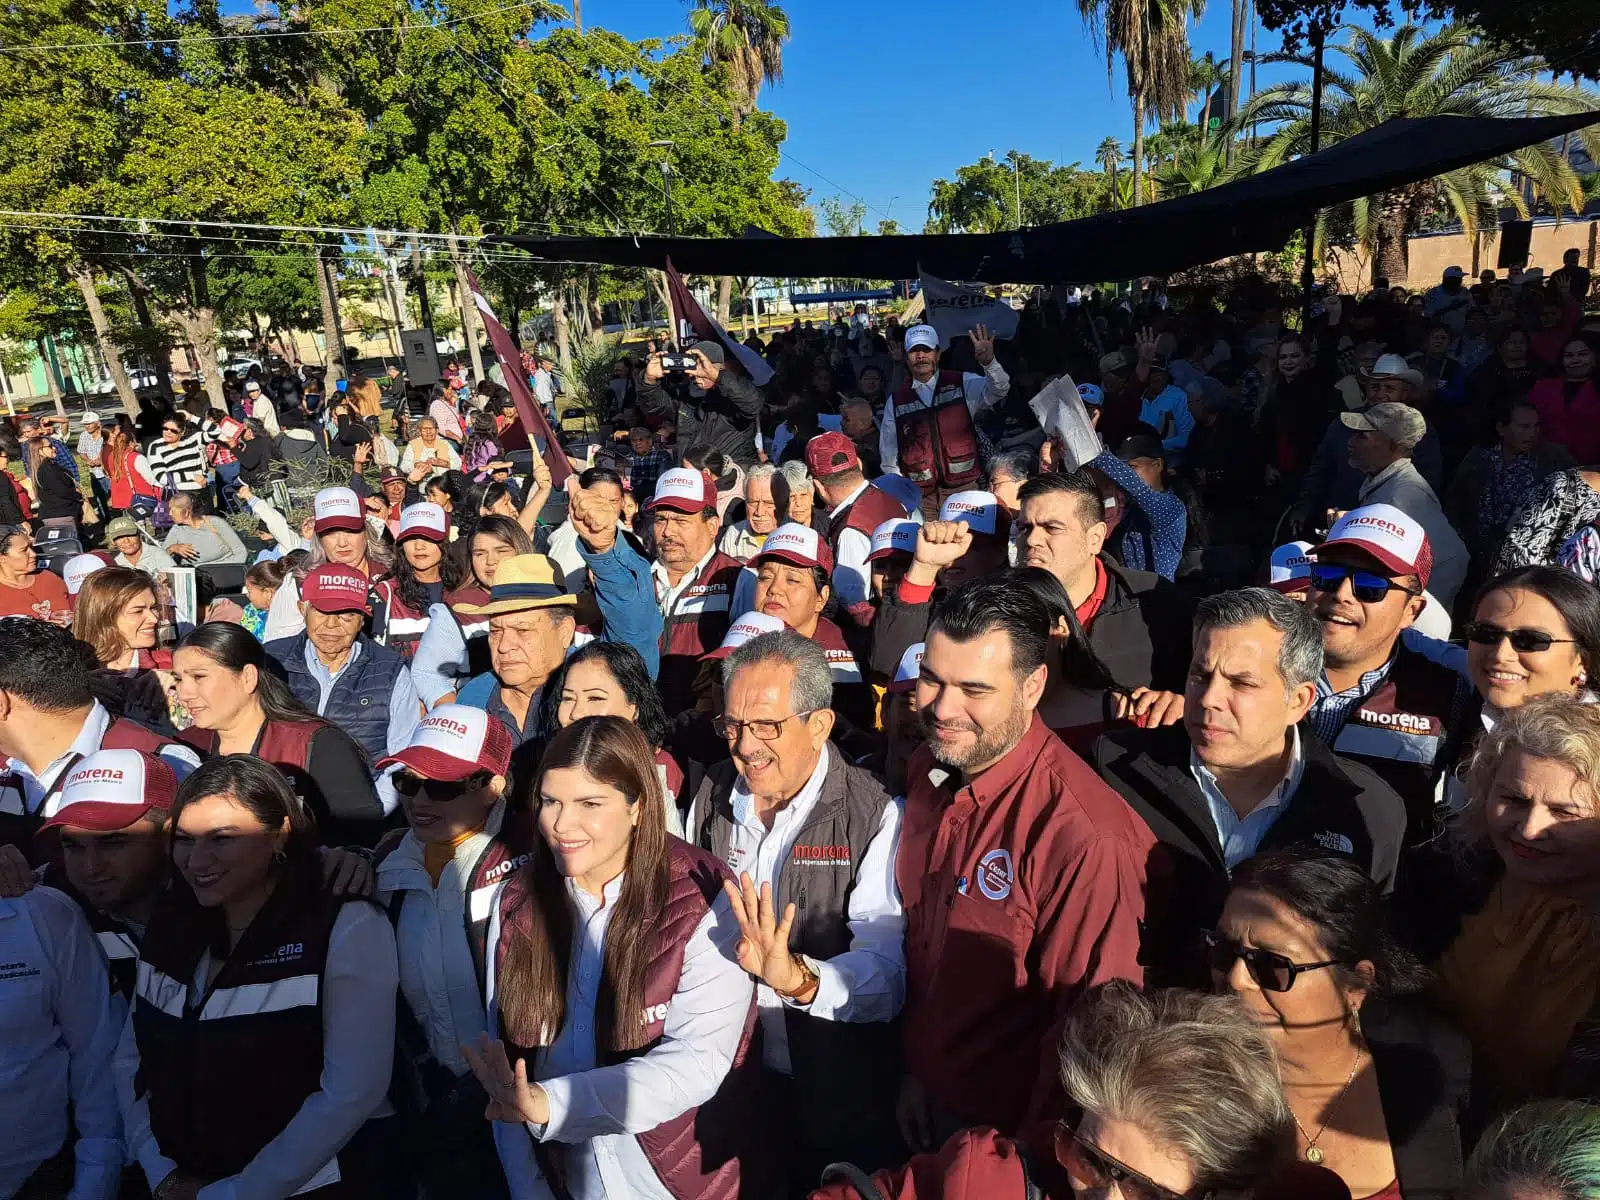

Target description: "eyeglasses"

left=162, top=426, right=182, bottom=435
left=393, top=770, right=492, bottom=801
left=712, top=710, right=816, bottom=742
left=1308, top=563, right=1417, bottom=604
left=1203, top=929, right=1345, bottom=993
left=1463, top=622, right=1576, bottom=654
left=1055, top=1123, right=1204, bottom=1200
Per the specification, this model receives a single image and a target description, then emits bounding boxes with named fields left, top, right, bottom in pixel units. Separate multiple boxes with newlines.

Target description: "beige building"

left=1328, top=217, right=1600, bottom=292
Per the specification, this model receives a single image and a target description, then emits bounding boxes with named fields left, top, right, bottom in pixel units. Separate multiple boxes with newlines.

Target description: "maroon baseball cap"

left=301, top=564, right=372, bottom=614
left=804, top=431, right=860, bottom=478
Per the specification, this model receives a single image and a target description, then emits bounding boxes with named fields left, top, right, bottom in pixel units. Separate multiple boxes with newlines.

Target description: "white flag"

left=917, top=267, right=1019, bottom=349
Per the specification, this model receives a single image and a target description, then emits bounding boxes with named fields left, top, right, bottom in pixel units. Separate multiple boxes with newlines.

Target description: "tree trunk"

left=315, top=248, right=343, bottom=380
left=1228, top=0, right=1245, bottom=161
left=73, top=266, right=138, bottom=417
left=716, top=276, right=733, bottom=327
left=552, top=293, right=573, bottom=383
left=1131, top=94, right=1147, bottom=209
left=573, top=0, right=581, bottom=31
left=35, top=338, right=66, bottom=412
left=171, top=308, right=226, bottom=411
left=1374, top=193, right=1411, bottom=287
left=120, top=270, right=176, bottom=402
left=449, top=232, right=486, bottom=385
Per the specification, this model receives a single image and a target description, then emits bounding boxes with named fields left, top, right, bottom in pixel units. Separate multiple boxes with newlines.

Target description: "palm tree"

left=1153, top=138, right=1227, bottom=198
left=1226, top=24, right=1598, bottom=284
left=686, top=0, right=791, bottom=126
left=1189, top=52, right=1224, bottom=145
left=1097, top=136, right=1124, bottom=206
left=1078, top=0, right=1206, bottom=207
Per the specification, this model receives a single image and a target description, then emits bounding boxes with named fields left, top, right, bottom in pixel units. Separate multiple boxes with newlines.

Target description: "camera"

left=659, top=351, right=697, bottom=374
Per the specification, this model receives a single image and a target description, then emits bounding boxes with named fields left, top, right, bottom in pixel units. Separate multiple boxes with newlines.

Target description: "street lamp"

left=649, top=140, right=677, bottom=236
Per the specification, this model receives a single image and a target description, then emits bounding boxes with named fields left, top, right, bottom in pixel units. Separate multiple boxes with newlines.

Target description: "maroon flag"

left=466, top=270, right=574, bottom=488
left=664, top=258, right=773, bottom=385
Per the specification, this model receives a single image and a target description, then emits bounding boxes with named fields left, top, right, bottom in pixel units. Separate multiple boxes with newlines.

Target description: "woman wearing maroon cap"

left=172, top=622, right=387, bottom=846
left=374, top=502, right=463, bottom=659
left=464, top=716, right=763, bottom=1200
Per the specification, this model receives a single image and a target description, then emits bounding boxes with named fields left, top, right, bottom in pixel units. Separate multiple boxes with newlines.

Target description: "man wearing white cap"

left=244, top=379, right=280, bottom=436
left=75, top=411, right=110, bottom=518
left=882, top=322, right=1009, bottom=516
left=1342, top=402, right=1469, bottom=607
left=687, top=628, right=905, bottom=1188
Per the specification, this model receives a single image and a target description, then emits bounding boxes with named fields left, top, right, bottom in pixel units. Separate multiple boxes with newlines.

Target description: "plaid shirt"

left=628, top=446, right=675, bottom=499
left=1307, top=659, right=1396, bottom=747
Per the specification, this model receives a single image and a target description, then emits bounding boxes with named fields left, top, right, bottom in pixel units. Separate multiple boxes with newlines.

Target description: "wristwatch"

left=776, top=955, right=820, bottom=1003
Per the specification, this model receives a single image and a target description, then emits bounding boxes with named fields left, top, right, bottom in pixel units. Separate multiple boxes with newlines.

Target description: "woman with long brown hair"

left=463, top=716, right=761, bottom=1200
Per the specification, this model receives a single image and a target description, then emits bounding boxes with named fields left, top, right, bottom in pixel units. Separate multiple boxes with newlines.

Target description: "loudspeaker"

left=399, top=328, right=441, bottom=386
left=1498, top=221, right=1533, bottom=269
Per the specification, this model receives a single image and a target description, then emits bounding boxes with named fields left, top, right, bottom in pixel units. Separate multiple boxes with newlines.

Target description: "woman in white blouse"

left=464, top=716, right=761, bottom=1200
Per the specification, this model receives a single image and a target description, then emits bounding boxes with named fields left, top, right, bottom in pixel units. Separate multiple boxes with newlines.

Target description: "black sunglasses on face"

left=1203, top=929, right=1345, bottom=993
left=393, top=770, right=492, bottom=801
left=1463, top=622, right=1576, bottom=654
left=1056, top=1123, right=1204, bottom=1200
left=1308, top=563, right=1417, bottom=604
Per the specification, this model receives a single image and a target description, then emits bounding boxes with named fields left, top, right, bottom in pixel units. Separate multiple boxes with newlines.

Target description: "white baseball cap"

left=244, top=380, right=262, bottom=394
left=376, top=704, right=514, bottom=781
left=874, top=474, right=924, bottom=517
left=1268, top=540, right=1315, bottom=593
left=647, top=467, right=715, bottom=514
left=41, top=748, right=177, bottom=831
left=939, top=490, right=1007, bottom=537
left=63, top=553, right=107, bottom=595
left=313, top=486, right=364, bottom=535
left=81, top=411, right=101, bottom=425
left=868, top=517, right=920, bottom=562
left=398, top=502, right=449, bottom=543
left=887, top=642, right=924, bottom=694
left=754, top=522, right=834, bottom=572
left=1313, top=503, right=1433, bottom=588
left=904, top=324, right=939, bottom=352
left=702, top=610, right=787, bottom=661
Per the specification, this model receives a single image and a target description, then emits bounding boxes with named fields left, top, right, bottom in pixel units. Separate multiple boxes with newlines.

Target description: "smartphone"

left=659, top=352, right=696, bottom=373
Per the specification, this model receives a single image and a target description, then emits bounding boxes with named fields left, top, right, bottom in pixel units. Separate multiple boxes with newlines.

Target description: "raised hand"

left=970, top=323, right=996, bottom=367
left=723, top=872, right=807, bottom=995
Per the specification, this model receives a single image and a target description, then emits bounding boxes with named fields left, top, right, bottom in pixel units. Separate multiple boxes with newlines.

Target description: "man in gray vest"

left=687, top=629, right=905, bottom=1192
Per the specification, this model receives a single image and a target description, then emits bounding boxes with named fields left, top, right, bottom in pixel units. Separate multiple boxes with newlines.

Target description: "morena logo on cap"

left=315, top=488, right=361, bottom=518
left=423, top=715, right=474, bottom=739
left=764, top=528, right=815, bottom=554
left=939, top=490, right=1001, bottom=534
left=870, top=519, right=919, bottom=556
left=68, top=767, right=125, bottom=784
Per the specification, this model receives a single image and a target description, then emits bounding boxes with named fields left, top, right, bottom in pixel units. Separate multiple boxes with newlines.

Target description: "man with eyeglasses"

left=1094, top=586, right=1406, bottom=986
left=374, top=705, right=520, bottom=1200
left=1304, top=505, right=1474, bottom=845
left=685, top=628, right=905, bottom=1192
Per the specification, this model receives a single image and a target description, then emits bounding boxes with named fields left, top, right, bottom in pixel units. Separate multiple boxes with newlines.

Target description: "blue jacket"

left=266, top=632, right=408, bottom=762
left=576, top=533, right=664, bottom=677
left=1137, top=385, right=1195, bottom=459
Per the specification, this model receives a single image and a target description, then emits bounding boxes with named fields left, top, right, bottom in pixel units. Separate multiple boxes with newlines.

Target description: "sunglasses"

left=393, top=769, right=492, bottom=801
left=1203, top=929, right=1345, bottom=993
left=1308, top=563, right=1417, bottom=604
left=1056, top=1123, right=1205, bottom=1200
left=1464, top=622, right=1577, bottom=654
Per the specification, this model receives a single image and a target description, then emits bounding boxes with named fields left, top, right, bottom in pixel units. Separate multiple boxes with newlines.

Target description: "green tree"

left=927, top=152, right=1111, bottom=232
left=818, top=196, right=867, bottom=237
left=1078, top=0, right=1207, bottom=207
left=1228, top=24, right=1599, bottom=283
left=1096, top=137, right=1124, bottom=206
left=686, top=0, right=791, bottom=125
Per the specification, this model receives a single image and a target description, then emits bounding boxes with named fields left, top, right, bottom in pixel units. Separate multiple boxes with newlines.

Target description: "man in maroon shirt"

left=896, top=575, right=1156, bottom=1165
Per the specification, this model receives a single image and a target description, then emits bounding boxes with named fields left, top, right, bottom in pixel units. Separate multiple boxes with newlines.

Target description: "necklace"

left=1288, top=1046, right=1365, bottom=1164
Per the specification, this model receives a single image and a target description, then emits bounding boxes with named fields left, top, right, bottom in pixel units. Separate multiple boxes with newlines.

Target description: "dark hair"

left=1493, top=396, right=1541, bottom=427
left=245, top=558, right=288, bottom=590
left=538, top=641, right=668, bottom=747
left=0, top=618, right=96, bottom=710
left=929, top=576, right=1050, bottom=677
left=681, top=443, right=727, bottom=482
left=1017, top=469, right=1105, bottom=530
left=1474, top=566, right=1600, bottom=685
left=386, top=530, right=465, bottom=614
left=426, top=470, right=468, bottom=508
left=496, top=717, right=669, bottom=1053
left=579, top=467, right=623, bottom=492
left=1227, top=849, right=1428, bottom=997
left=174, top=753, right=317, bottom=857
left=176, top=622, right=318, bottom=725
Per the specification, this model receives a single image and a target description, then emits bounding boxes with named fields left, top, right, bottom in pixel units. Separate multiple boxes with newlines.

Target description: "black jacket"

left=1363, top=997, right=1471, bottom=1200
left=0, top=471, right=25, bottom=525
left=34, top=458, right=81, bottom=519
left=636, top=368, right=763, bottom=467
left=1093, top=722, right=1408, bottom=986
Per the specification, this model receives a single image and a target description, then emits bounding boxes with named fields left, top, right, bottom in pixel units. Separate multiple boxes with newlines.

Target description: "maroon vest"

left=493, top=840, right=762, bottom=1200
left=830, top=482, right=909, bottom=547
left=657, top=551, right=743, bottom=715
left=371, top=576, right=430, bottom=658
left=1327, top=646, right=1457, bottom=842
left=181, top=718, right=319, bottom=773
left=892, top=369, right=980, bottom=492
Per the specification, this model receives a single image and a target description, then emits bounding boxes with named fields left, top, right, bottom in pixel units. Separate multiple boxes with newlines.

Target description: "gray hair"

left=778, top=460, right=811, bottom=492
left=1194, top=587, right=1324, bottom=691
left=1059, top=982, right=1294, bottom=1196
left=1466, top=1100, right=1600, bottom=1199
left=986, top=447, right=1036, bottom=485
left=745, top=463, right=778, bottom=491
left=721, top=629, right=833, bottom=715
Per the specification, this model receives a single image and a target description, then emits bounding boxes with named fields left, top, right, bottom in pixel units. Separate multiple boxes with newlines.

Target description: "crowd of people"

left=2, top=257, right=1600, bottom=1200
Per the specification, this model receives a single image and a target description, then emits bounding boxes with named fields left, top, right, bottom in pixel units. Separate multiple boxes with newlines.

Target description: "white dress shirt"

left=879, top=361, right=1009, bottom=476
left=486, top=875, right=752, bottom=1200
left=687, top=745, right=906, bottom=1074
left=651, top=544, right=720, bottom=618
left=0, top=886, right=124, bottom=1200
left=1189, top=727, right=1307, bottom=870
left=1, top=702, right=200, bottom=824
left=827, top=480, right=875, bottom=616
left=118, top=902, right=398, bottom=1200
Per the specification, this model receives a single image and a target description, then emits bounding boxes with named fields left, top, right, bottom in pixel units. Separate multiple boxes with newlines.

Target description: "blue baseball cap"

left=1078, top=382, right=1104, bottom=407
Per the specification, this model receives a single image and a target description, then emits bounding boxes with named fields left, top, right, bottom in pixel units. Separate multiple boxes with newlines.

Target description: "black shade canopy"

left=489, top=112, right=1598, bottom=283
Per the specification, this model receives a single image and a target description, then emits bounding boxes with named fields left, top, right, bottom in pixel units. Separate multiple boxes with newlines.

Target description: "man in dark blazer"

left=1094, top=586, right=1407, bottom=987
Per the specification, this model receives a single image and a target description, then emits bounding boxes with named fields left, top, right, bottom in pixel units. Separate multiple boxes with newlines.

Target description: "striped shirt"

left=146, top=432, right=207, bottom=492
